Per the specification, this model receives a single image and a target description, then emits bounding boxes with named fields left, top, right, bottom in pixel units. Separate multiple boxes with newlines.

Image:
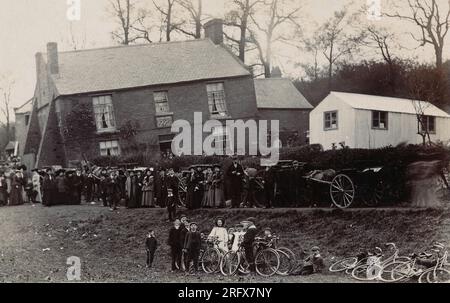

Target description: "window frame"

left=323, top=111, right=338, bottom=131
left=92, top=95, right=117, bottom=133
left=99, top=140, right=120, bottom=156
left=421, top=115, right=436, bottom=134
left=206, top=82, right=229, bottom=117
left=371, top=110, right=388, bottom=130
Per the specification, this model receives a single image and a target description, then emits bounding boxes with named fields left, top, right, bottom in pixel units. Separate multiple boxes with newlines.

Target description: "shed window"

left=372, top=111, right=388, bottom=129
left=324, top=111, right=338, bottom=130
left=421, top=116, right=436, bottom=133
left=206, top=83, right=228, bottom=116
left=93, top=95, right=116, bottom=132
left=100, top=140, right=120, bottom=156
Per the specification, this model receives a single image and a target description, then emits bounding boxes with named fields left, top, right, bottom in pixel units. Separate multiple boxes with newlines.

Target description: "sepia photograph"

left=0, top=0, right=450, bottom=291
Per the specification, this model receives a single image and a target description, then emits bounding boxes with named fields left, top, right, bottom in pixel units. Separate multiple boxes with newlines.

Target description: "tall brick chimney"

left=204, top=19, right=223, bottom=45
left=47, top=42, right=59, bottom=74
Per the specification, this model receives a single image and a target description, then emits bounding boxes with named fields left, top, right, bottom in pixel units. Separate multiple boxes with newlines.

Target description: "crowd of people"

left=158, top=215, right=324, bottom=276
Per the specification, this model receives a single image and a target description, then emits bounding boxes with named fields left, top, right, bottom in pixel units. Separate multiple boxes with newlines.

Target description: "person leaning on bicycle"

left=241, top=217, right=259, bottom=272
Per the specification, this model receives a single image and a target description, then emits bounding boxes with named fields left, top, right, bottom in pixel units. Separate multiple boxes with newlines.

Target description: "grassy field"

left=0, top=203, right=449, bottom=282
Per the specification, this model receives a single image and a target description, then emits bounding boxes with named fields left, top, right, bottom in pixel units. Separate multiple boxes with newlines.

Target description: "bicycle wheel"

left=329, top=257, right=358, bottom=272
left=202, top=248, right=221, bottom=274
left=390, top=261, right=414, bottom=282
left=277, top=247, right=297, bottom=275
left=238, top=255, right=250, bottom=275
left=351, top=264, right=371, bottom=281
left=379, top=260, right=410, bottom=282
left=255, top=248, right=280, bottom=277
left=427, top=268, right=450, bottom=283
left=220, top=251, right=240, bottom=276
left=418, top=268, right=432, bottom=284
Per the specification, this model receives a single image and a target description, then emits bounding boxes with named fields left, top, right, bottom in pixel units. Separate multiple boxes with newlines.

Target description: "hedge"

left=90, top=143, right=450, bottom=172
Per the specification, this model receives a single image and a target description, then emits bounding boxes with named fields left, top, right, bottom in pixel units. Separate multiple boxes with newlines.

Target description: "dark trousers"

left=146, top=249, right=156, bottom=267
left=264, top=185, right=274, bottom=208
left=171, top=246, right=182, bottom=270
left=85, top=188, right=93, bottom=202
left=187, top=248, right=200, bottom=272
left=167, top=199, right=176, bottom=221
left=231, top=190, right=241, bottom=208
left=244, top=245, right=255, bottom=271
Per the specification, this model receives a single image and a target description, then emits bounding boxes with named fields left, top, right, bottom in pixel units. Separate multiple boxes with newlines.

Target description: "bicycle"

left=351, top=243, right=411, bottom=282
left=201, top=236, right=227, bottom=274
left=220, top=237, right=281, bottom=277
left=390, top=243, right=449, bottom=283
left=254, top=236, right=297, bottom=276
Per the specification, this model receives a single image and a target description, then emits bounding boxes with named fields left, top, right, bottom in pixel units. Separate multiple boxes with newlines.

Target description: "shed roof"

left=14, top=98, right=32, bottom=114
left=330, top=91, right=450, bottom=118
left=254, top=78, right=313, bottom=109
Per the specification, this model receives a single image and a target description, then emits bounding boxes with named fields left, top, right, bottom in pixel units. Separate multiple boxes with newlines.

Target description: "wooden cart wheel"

left=330, top=174, right=355, bottom=208
left=361, top=180, right=384, bottom=207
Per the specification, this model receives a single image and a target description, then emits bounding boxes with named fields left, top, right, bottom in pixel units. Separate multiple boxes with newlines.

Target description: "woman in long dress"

left=202, top=168, right=215, bottom=208
left=192, top=167, right=204, bottom=209
left=141, top=170, right=155, bottom=207
left=9, top=170, right=24, bottom=206
left=32, top=169, right=42, bottom=203
left=0, top=172, right=8, bottom=206
left=208, top=217, right=229, bottom=252
left=212, top=166, right=225, bottom=208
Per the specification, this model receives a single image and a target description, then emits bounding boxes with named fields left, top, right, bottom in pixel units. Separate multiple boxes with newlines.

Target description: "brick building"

left=22, top=19, right=311, bottom=167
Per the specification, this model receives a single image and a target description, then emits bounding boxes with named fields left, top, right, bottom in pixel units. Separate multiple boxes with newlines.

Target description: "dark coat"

left=168, top=227, right=182, bottom=248
left=145, top=236, right=158, bottom=252
left=227, top=163, right=244, bottom=192
left=184, top=231, right=202, bottom=251
left=242, top=227, right=258, bottom=248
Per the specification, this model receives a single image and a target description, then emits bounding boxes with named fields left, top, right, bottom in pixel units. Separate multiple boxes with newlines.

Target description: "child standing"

left=145, top=230, right=158, bottom=268
left=183, top=222, right=202, bottom=274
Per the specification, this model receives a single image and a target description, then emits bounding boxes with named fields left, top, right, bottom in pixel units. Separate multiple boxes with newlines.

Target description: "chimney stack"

left=47, top=42, right=59, bottom=74
left=204, top=19, right=223, bottom=45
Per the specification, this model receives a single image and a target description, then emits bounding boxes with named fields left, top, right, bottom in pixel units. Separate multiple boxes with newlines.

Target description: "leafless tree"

left=224, top=0, right=263, bottom=63
left=67, top=23, right=87, bottom=50
left=248, top=0, right=302, bottom=78
left=0, top=76, right=14, bottom=144
left=386, top=0, right=450, bottom=69
left=316, top=9, right=361, bottom=89
left=176, top=0, right=205, bottom=39
left=153, top=0, right=184, bottom=42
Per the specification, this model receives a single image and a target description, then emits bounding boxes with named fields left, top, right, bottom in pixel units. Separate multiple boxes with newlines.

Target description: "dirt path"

left=0, top=204, right=447, bottom=282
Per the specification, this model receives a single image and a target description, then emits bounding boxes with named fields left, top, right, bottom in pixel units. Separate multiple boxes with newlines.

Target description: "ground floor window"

left=159, top=134, right=175, bottom=157
left=100, top=140, right=120, bottom=156
left=212, top=125, right=231, bottom=155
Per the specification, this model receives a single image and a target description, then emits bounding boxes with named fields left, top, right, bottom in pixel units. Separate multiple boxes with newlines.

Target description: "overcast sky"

left=0, top=0, right=449, bottom=118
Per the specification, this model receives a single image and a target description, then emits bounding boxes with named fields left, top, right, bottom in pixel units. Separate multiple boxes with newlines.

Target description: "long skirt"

left=142, top=190, right=154, bottom=207
left=9, top=186, right=24, bottom=206
left=214, top=186, right=225, bottom=208
left=204, top=186, right=215, bottom=208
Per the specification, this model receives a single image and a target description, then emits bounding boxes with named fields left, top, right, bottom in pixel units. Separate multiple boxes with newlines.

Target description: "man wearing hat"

left=226, top=156, right=245, bottom=208
left=42, top=168, right=57, bottom=207
left=183, top=222, right=202, bottom=274
left=241, top=217, right=258, bottom=272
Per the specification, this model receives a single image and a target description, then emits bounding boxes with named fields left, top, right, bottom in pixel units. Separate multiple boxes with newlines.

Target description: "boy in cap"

left=167, top=219, right=183, bottom=272
left=298, top=246, right=325, bottom=275
left=183, top=222, right=202, bottom=274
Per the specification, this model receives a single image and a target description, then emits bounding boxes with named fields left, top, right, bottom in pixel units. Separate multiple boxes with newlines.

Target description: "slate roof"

left=331, top=91, right=450, bottom=118
left=47, top=39, right=250, bottom=95
left=254, top=78, right=313, bottom=109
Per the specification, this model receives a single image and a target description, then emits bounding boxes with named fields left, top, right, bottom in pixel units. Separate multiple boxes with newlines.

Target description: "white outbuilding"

left=309, top=91, right=450, bottom=150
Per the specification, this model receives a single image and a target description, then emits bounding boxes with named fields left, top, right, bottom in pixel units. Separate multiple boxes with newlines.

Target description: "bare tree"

left=249, top=0, right=302, bottom=78
left=386, top=0, right=450, bottom=69
left=0, top=76, right=14, bottom=144
left=68, top=23, right=87, bottom=50
left=153, top=0, right=184, bottom=42
left=317, top=9, right=361, bottom=89
left=224, top=0, right=263, bottom=63
left=176, top=0, right=204, bottom=39
left=407, top=65, right=447, bottom=145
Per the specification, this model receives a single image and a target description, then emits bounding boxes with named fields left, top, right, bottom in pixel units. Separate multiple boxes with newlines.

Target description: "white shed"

left=309, top=91, right=450, bottom=150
